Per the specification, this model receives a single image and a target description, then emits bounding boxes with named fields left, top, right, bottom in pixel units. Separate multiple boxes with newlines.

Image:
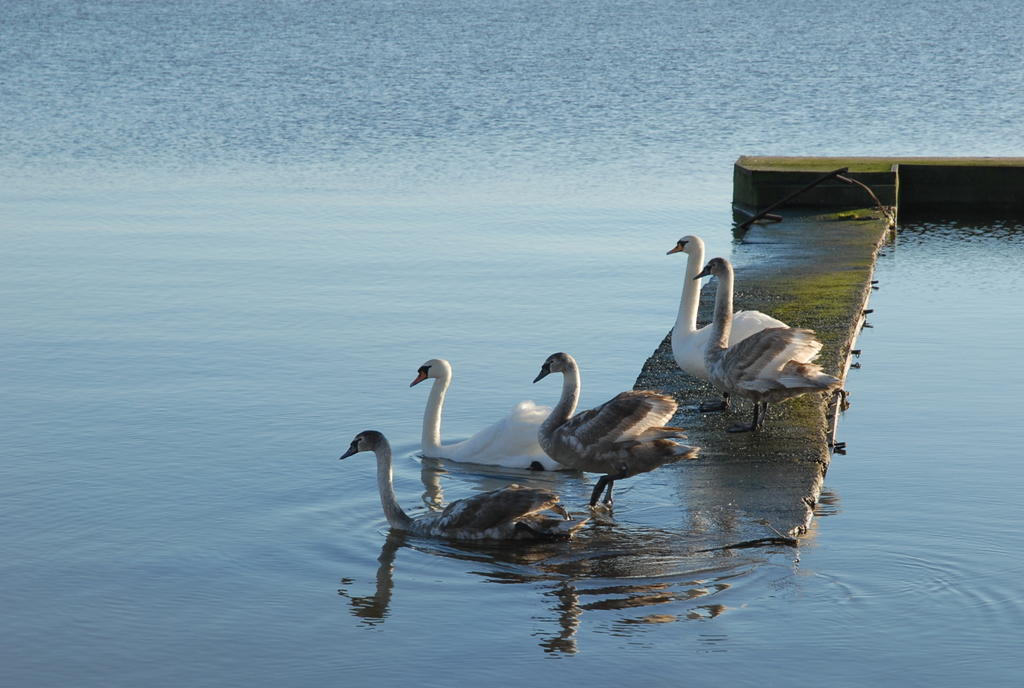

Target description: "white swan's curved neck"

left=374, top=444, right=414, bottom=530
left=675, top=239, right=705, bottom=336
left=421, top=371, right=451, bottom=453
left=708, top=263, right=734, bottom=352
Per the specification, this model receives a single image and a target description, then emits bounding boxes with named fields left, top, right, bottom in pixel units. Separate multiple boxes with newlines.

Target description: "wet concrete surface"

left=635, top=209, right=891, bottom=539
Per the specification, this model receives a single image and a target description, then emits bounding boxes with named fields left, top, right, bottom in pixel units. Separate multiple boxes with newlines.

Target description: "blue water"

left=3, top=1, right=1024, bottom=686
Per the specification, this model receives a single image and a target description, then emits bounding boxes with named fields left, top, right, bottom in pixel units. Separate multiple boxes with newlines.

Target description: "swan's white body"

left=338, top=431, right=588, bottom=541
left=696, top=257, right=842, bottom=431
left=412, top=358, right=560, bottom=470
left=533, top=352, right=699, bottom=506
left=668, top=235, right=786, bottom=379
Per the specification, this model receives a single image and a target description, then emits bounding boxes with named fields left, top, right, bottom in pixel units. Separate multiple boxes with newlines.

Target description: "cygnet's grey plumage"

left=667, top=234, right=787, bottom=411
left=695, top=257, right=842, bottom=432
left=667, top=234, right=787, bottom=379
left=533, top=352, right=699, bottom=507
left=338, top=430, right=587, bottom=540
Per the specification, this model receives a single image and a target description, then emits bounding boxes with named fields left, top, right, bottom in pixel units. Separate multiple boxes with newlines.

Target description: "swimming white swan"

left=694, top=257, right=842, bottom=432
left=411, top=358, right=560, bottom=471
left=533, top=352, right=699, bottom=507
left=667, top=235, right=786, bottom=409
left=338, top=430, right=588, bottom=540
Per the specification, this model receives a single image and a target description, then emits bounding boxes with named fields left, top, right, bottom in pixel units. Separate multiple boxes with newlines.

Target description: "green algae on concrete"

left=634, top=208, right=890, bottom=542
left=737, top=155, right=1024, bottom=173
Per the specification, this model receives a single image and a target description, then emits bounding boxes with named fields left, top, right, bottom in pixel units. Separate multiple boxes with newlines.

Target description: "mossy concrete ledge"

left=634, top=210, right=890, bottom=541
left=734, top=155, right=1024, bottom=212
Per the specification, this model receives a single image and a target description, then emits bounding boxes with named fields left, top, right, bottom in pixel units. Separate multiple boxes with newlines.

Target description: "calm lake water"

left=3, top=1, right=1024, bottom=686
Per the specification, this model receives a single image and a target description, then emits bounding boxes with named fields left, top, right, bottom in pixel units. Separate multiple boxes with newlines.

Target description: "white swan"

left=533, top=352, right=699, bottom=507
left=694, top=257, right=842, bottom=432
left=411, top=358, right=560, bottom=470
left=338, top=431, right=588, bottom=540
left=667, top=235, right=786, bottom=407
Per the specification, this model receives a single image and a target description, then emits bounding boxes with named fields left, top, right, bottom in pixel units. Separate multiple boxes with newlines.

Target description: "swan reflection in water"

left=335, top=450, right=837, bottom=653
left=335, top=506, right=798, bottom=653
left=338, top=530, right=405, bottom=627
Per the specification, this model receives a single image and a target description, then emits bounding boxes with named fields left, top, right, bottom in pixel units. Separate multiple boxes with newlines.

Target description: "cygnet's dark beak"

left=533, top=365, right=551, bottom=383
left=693, top=265, right=713, bottom=280
left=339, top=443, right=358, bottom=460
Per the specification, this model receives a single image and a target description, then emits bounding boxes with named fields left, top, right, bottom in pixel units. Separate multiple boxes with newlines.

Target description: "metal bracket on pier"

left=736, top=167, right=848, bottom=230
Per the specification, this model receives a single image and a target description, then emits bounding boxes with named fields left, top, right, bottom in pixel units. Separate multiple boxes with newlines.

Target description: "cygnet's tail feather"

left=608, top=437, right=699, bottom=475
left=778, top=361, right=842, bottom=390
left=634, top=425, right=688, bottom=441
left=666, top=439, right=700, bottom=460
left=515, top=514, right=590, bottom=540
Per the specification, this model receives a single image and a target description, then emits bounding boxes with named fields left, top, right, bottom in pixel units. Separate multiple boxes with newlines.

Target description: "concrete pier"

left=633, top=155, right=1023, bottom=545
left=733, top=155, right=1024, bottom=214
left=635, top=208, right=890, bottom=539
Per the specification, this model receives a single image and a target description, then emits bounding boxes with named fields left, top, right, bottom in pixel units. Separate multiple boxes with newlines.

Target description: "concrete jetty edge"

left=634, top=208, right=891, bottom=540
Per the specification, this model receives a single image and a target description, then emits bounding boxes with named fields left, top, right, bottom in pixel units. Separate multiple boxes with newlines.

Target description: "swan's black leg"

left=727, top=399, right=759, bottom=433
left=589, top=476, right=609, bottom=507
left=756, top=402, right=769, bottom=430
left=602, top=480, right=615, bottom=506
left=601, top=469, right=630, bottom=507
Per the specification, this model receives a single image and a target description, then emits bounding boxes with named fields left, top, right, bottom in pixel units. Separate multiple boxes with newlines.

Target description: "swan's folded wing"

left=435, top=485, right=561, bottom=531
left=442, top=401, right=552, bottom=461
left=556, top=391, right=678, bottom=447
left=730, top=309, right=788, bottom=344
left=569, top=430, right=698, bottom=477
left=510, top=400, right=552, bottom=424
left=725, top=327, right=822, bottom=387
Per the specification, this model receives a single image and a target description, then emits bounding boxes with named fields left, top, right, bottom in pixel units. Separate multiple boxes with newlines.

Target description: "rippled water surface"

left=3, top=1, right=1024, bottom=686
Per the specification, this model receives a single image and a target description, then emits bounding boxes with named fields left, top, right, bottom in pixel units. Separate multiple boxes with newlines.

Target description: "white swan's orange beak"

left=410, top=370, right=428, bottom=387
left=666, top=240, right=687, bottom=255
